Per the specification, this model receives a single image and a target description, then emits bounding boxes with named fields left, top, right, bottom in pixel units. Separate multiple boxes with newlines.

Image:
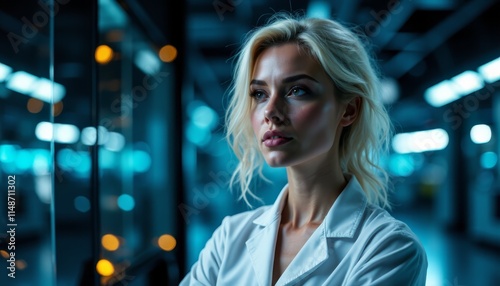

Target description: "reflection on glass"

left=0, top=1, right=55, bottom=284
left=97, top=0, right=178, bottom=283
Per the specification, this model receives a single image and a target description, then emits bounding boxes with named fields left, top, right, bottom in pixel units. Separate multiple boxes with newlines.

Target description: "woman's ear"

left=340, top=97, right=361, bottom=127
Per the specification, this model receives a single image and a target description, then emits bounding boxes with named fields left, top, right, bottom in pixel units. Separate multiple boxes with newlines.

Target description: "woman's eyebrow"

left=250, top=79, right=267, bottom=86
left=283, top=74, right=319, bottom=83
left=250, top=74, right=319, bottom=86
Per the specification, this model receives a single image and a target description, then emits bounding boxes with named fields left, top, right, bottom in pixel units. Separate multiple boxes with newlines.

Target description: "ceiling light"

left=392, top=128, right=449, bottom=154
left=0, top=62, right=13, bottom=82
left=470, top=124, right=491, bottom=144
left=6, top=71, right=38, bottom=94
left=31, top=77, right=66, bottom=103
left=478, top=56, right=500, bottom=83
left=424, top=80, right=460, bottom=107
left=450, top=70, right=484, bottom=97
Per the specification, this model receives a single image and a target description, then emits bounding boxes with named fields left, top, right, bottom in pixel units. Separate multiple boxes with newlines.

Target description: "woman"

left=181, top=13, right=427, bottom=286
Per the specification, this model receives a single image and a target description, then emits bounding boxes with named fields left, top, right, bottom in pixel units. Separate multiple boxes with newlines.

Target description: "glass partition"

left=0, top=1, right=56, bottom=284
left=96, top=0, right=179, bottom=284
left=1, top=1, right=180, bottom=285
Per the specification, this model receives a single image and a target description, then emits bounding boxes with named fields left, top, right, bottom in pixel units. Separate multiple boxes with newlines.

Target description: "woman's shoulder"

left=360, top=203, right=423, bottom=244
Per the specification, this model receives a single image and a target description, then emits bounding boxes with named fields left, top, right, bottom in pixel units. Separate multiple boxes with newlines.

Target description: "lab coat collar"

left=246, top=174, right=368, bottom=285
left=252, top=173, right=367, bottom=238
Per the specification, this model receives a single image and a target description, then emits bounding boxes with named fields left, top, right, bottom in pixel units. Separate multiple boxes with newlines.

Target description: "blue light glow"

left=74, top=151, right=91, bottom=176
left=135, top=49, right=160, bottom=75
left=307, top=1, right=331, bottom=18
left=478, top=56, right=500, bottom=83
left=15, top=149, right=33, bottom=171
left=470, top=124, right=492, bottom=144
left=104, top=132, right=125, bottom=151
left=192, top=105, right=218, bottom=130
left=0, top=62, right=13, bottom=82
left=117, top=194, right=135, bottom=211
left=31, top=77, right=66, bottom=103
left=0, top=144, right=18, bottom=163
left=450, top=71, right=484, bottom=97
left=32, top=149, right=51, bottom=175
left=424, top=80, right=460, bottom=107
left=389, top=154, right=415, bottom=177
left=480, top=152, right=497, bottom=169
left=186, top=122, right=211, bottom=146
left=392, top=128, right=449, bottom=154
left=6, top=71, right=38, bottom=94
left=35, top=121, right=80, bottom=144
left=133, top=150, right=151, bottom=173
left=74, top=196, right=91, bottom=212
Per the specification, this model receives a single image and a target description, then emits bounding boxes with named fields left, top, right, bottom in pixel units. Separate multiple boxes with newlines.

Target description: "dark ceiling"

left=1, top=0, right=499, bottom=132
left=183, top=0, right=500, bottom=130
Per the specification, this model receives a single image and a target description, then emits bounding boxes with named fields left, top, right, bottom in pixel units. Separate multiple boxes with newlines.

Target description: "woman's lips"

left=263, top=136, right=293, bottom=147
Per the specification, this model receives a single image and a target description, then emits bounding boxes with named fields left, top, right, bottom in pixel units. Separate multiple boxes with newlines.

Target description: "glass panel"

left=97, top=0, right=179, bottom=284
left=0, top=1, right=55, bottom=284
left=52, top=1, right=95, bottom=285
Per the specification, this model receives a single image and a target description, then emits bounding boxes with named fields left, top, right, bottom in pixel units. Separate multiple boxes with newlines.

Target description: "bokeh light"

left=117, top=194, right=135, bottom=211
left=52, top=101, right=64, bottom=116
left=158, top=234, right=176, bottom=251
left=74, top=196, right=91, bottom=213
left=27, top=98, right=43, bottom=113
left=96, top=259, right=114, bottom=276
left=95, top=45, right=114, bottom=64
left=102, top=234, right=120, bottom=251
left=159, top=45, right=177, bottom=62
left=480, top=151, right=498, bottom=169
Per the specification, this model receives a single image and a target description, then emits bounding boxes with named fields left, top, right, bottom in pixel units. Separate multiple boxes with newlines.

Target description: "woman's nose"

left=264, top=95, right=286, bottom=125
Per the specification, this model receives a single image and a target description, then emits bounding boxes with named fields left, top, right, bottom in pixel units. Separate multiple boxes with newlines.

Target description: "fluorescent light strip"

left=450, top=71, right=484, bottom=97
left=5, top=71, right=66, bottom=103
left=6, top=71, right=38, bottom=94
left=424, top=80, right=460, bottom=107
left=0, top=62, right=13, bottom=82
left=478, top=56, right=500, bottom=83
left=425, top=55, right=500, bottom=107
left=35, top=121, right=80, bottom=144
left=31, top=77, right=66, bottom=103
left=392, top=128, right=449, bottom=154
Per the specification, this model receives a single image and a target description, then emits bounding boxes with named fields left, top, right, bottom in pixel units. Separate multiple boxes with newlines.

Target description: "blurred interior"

left=1, top=0, right=500, bottom=285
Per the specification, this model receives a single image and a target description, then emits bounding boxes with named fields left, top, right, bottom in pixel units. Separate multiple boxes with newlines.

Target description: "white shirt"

left=180, top=175, right=428, bottom=286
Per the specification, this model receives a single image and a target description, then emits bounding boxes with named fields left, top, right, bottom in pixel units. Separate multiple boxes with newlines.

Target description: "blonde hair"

left=225, top=13, right=392, bottom=208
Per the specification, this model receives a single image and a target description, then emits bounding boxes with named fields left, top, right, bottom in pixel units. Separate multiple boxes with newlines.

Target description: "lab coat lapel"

left=275, top=226, right=329, bottom=286
left=246, top=219, right=280, bottom=286
left=246, top=185, right=288, bottom=286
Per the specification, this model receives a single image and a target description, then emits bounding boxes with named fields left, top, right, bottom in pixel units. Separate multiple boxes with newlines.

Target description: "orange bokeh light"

left=159, top=45, right=177, bottom=63
left=158, top=234, right=176, bottom=251
left=95, top=45, right=114, bottom=64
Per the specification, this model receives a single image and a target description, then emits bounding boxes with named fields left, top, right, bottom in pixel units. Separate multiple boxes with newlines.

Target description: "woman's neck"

left=283, top=161, right=346, bottom=228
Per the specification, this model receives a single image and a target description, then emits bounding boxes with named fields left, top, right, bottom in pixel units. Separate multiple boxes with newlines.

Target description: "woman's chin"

left=264, top=157, right=291, bottom=168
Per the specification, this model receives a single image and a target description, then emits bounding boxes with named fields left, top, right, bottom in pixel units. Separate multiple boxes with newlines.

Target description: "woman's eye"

left=289, top=87, right=308, bottom=97
left=250, top=90, right=266, bottom=100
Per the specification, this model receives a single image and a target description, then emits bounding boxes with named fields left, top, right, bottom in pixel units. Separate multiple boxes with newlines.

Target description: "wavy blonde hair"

left=225, top=13, right=392, bottom=208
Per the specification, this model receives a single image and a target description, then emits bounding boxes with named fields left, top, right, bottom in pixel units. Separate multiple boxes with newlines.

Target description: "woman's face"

left=250, top=43, right=351, bottom=168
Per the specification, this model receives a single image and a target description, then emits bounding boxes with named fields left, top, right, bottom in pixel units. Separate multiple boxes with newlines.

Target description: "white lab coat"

left=180, top=174, right=428, bottom=286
